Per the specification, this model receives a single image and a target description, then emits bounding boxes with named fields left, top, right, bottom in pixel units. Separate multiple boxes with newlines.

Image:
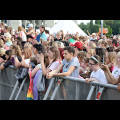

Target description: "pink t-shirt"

left=4, top=44, right=10, bottom=50
left=47, top=61, right=61, bottom=71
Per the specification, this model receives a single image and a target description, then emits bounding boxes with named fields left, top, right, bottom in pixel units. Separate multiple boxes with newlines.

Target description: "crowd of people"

left=1, top=21, right=120, bottom=100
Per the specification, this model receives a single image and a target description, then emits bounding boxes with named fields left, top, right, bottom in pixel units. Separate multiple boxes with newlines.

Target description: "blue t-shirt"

left=36, top=35, right=41, bottom=42
left=40, top=32, right=47, bottom=41
left=62, top=57, right=80, bottom=78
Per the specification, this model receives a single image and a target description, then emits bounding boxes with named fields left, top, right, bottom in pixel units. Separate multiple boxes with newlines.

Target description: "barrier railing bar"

left=9, top=80, right=19, bottom=100
left=0, top=82, right=16, bottom=88
left=15, top=76, right=27, bottom=100
left=50, top=78, right=63, bottom=100
left=58, top=76, right=118, bottom=90
left=86, top=85, right=96, bottom=100
left=43, top=77, right=55, bottom=100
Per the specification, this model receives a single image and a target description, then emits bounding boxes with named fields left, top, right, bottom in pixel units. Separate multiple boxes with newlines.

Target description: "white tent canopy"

left=50, top=20, right=88, bottom=36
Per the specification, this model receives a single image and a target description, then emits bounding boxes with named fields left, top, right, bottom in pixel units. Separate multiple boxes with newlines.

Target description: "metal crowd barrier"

left=43, top=76, right=120, bottom=100
left=0, top=66, right=29, bottom=100
left=0, top=67, right=120, bottom=100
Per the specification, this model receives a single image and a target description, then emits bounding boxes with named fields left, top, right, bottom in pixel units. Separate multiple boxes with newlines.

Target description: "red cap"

left=73, top=42, right=83, bottom=49
left=70, top=43, right=74, bottom=46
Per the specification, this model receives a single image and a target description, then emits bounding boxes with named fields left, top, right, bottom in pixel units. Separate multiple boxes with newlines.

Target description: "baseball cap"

left=73, top=41, right=83, bottom=49
left=69, top=43, right=74, bottom=46
left=27, top=24, right=33, bottom=28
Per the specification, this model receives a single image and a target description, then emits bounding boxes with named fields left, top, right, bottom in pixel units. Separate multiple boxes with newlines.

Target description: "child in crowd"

left=105, top=52, right=116, bottom=73
left=85, top=55, right=108, bottom=84
left=87, top=49, right=95, bottom=58
left=80, top=57, right=91, bottom=79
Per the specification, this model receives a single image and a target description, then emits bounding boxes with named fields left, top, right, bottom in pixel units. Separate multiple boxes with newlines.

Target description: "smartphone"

left=30, top=62, right=35, bottom=69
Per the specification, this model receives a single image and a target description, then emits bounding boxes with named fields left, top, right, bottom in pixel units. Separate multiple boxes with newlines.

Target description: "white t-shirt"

left=90, top=68, right=108, bottom=84
left=18, top=31, right=27, bottom=41
left=112, top=66, right=120, bottom=79
left=37, top=64, right=42, bottom=69
left=24, top=59, right=30, bottom=66
left=4, top=32, right=11, bottom=39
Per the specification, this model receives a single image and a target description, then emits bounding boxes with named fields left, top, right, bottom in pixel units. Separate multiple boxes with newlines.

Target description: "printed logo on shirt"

left=64, top=68, right=68, bottom=72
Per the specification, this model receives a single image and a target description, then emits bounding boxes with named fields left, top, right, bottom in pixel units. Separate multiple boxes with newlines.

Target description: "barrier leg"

left=15, top=77, right=27, bottom=100
left=96, top=86, right=104, bottom=100
left=75, top=82, right=79, bottom=100
left=50, top=78, right=63, bottom=100
left=86, top=85, right=95, bottom=100
left=43, top=77, right=55, bottom=100
left=9, top=80, right=19, bottom=100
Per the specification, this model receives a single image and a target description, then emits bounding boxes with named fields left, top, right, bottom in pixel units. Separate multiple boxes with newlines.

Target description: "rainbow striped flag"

left=27, top=86, right=33, bottom=100
left=27, top=70, right=33, bottom=100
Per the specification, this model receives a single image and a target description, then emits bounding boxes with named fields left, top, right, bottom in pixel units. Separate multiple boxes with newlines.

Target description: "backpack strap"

left=56, top=60, right=61, bottom=64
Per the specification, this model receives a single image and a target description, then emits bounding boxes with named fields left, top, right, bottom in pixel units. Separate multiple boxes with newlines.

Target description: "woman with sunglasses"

left=85, top=55, right=108, bottom=84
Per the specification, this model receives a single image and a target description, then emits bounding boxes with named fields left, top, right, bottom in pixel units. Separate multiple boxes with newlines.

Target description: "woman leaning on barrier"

left=29, top=46, right=61, bottom=100
left=85, top=55, right=108, bottom=84
left=101, top=52, right=120, bottom=86
left=38, top=46, right=61, bottom=76
left=46, top=46, right=80, bottom=79
left=9, top=45, right=22, bottom=67
left=12, top=47, right=33, bottom=68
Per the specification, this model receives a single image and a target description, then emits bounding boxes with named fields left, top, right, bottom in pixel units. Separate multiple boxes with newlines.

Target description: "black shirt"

left=54, top=38, right=62, bottom=42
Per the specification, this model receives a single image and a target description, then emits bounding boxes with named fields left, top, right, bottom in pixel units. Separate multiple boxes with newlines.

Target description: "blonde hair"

left=22, top=47, right=32, bottom=59
left=115, top=52, right=120, bottom=66
left=108, top=52, right=116, bottom=63
left=24, top=42, right=33, bottom=49
left=56, top=41, right=65, bottom=48
left=0, top=48, right=5, bottom=57
left=88, top=42, right=96, bottom=49
left=10, top=45, right=22, bottom=59
left=0, top=39, right=4, bottom=48
left=77, top=51, right=87, bottom=62
left=48, top=41, right=59, bottom=49
left=88, top=49, right=95, bottom=57
left=18, top=26, right=23, bottom=32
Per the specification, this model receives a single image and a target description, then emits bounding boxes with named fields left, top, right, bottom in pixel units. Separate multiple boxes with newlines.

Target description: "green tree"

left=89, top=20, right=94, bottom=34
left=106, top=26, right=112, bottom=38
left=78, top=22, right=89, bottom=35
left=95, top=20, right=101, bottom=25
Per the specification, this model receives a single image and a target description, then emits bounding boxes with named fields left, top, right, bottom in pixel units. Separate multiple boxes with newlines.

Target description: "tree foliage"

left=78, top=20, right=120, bottom=36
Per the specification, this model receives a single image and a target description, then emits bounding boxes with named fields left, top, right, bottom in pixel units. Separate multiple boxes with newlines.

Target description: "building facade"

left=0, top=20, right=77, bottom=30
